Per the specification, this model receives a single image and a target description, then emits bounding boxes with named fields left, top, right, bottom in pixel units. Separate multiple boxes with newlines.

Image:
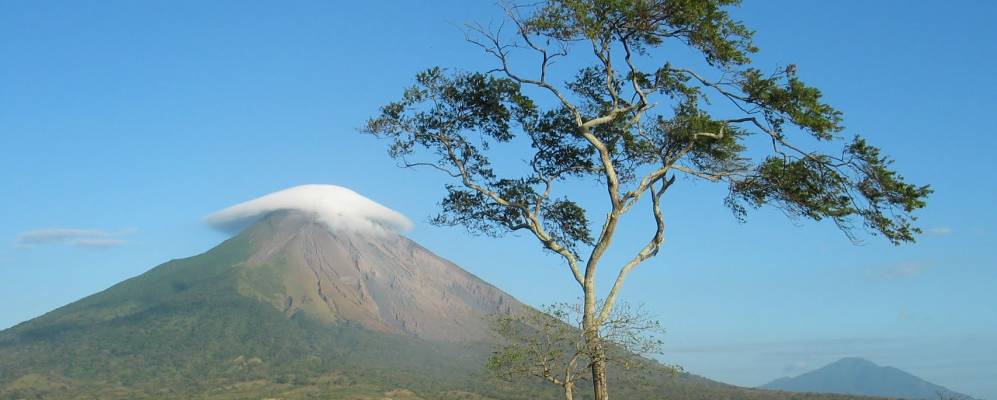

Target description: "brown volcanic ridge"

left=239, top=209, right=524, bottom=342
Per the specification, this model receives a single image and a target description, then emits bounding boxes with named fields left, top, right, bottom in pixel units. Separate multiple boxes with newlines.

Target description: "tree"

left=363, top=1, right=930, bottom=399
left=933, top=392, right=972, bottom=400
left=488, top=302, right=671, bottom=400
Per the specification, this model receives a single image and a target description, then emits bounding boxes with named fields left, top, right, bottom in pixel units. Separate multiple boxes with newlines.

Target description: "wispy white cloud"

left=73, top=238, right=127, bottom=248
left=205, top=184, right=412, bottom=235
left=15, top=228, right=134, bottom=248
left=927, top=227, right=954, bottom=236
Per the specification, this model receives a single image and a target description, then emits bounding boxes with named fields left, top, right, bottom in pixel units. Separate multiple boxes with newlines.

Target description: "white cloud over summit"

left=205, top=184, right=412, bottom=235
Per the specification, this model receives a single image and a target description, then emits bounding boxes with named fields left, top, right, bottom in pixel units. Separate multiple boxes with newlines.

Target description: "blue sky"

left=1, top=1, right=995, bottom=398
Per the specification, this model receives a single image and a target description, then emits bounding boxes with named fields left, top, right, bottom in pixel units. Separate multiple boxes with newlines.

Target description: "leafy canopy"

left=364, top=0, right=930, bottom=271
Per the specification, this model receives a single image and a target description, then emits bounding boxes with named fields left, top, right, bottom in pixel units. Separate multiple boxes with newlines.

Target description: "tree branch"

left=599, top=175, right=673, bottom=323
left=437, top=132, right=587, bottom=286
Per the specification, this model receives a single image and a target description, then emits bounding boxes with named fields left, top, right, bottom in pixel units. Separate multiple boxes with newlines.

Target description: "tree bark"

left=564, top=382, right=574, bottom=400
left=589, top=339, right=609, bottom=400
left=584, top=289, right=610, bottom=400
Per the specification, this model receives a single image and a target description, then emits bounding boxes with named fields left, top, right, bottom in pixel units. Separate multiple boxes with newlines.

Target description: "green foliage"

left=488, top=305, right=587, bottom=385
left=525, top=0, right=757, bottom=66
left=366, top=68, right=598, bottom=257
left=364, top=0, right=929, bottom=249
left=738, top=67, right=843, bottom=139
left=727, top=136, right=932, bottom=244
left=488, top=302, right=675, bottom=398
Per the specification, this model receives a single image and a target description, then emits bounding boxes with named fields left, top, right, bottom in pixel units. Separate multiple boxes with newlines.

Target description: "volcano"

left=761, top=357, right=974, bottom=399
left=0, top=207, right=874, bottom=399
left=215, top=209, right=523, bottom=343
left=0, top=210, right=532, bottom=398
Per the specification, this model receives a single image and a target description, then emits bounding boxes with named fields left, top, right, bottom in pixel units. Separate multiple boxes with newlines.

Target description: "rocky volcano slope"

left=233, top=210, right=523, bottom=342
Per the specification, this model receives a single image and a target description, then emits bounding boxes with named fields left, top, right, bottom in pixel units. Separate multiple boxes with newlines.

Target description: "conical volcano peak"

left=249, top=209, right=353, bottom=239
left=229, top=207, right=522, bottom=343
left=205, top=184, right=412, bottom=236
left=237, top=209, right=407, bottom=268
left=761, top=357, right=975, bottom=399
left=256, top=208, right=405, bottom=239
left=257, top=208, right=323, bottom=230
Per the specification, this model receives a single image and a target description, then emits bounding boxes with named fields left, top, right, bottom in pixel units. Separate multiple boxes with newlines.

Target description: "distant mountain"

left=761, top=357, right=973, bottom=400
left=1, top=210, right=881, bottom=399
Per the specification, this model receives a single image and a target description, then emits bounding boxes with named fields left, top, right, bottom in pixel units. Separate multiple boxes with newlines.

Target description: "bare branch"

left=599, top=175, right=672, bottom=323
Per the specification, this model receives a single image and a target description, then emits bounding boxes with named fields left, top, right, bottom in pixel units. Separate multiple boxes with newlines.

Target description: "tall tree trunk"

left=589, top=339, right=609, bottom=400
left=564, top=382, right=574, bottom=400
left=583, top=289, right=609, bottom=400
